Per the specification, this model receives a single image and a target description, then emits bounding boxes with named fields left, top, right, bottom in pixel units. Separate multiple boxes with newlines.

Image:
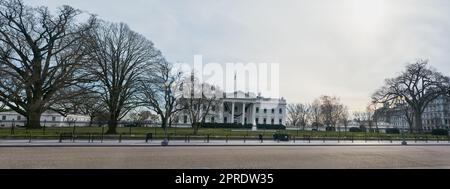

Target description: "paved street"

left=1, top=146, right=450, bottom=168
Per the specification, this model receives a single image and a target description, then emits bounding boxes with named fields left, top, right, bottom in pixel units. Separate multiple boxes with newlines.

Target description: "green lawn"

left=0, top=126, right=448, bottom=140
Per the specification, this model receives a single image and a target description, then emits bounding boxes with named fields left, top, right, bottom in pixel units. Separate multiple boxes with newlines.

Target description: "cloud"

left=29, top=0, right=450, bottom=112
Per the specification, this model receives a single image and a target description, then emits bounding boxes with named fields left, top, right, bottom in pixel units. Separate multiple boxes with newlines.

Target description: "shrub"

left=257, top=124, right=286, bottom=130
left=385, top=128, right=400, bottom=134
left=197, top=122, right=253, bottom=129
left=325, top=126, right=335, bottom=131
left=349, top=127, right=362, bottom=132
left=431, top=129, right=449, bottom=136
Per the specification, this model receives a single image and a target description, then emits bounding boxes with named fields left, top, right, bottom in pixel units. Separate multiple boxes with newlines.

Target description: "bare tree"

left=65, top=92, right=105, bottom=127
left=86, top=22, right=161, bottom=134
left=287, top=103, right=310, bottom=130
left=0, top=102, right=5, bottom=111
left=128, top=109, right=153, bottom=127
left=372, top=60, right=450, bottom=133
left=339, top=106, right=349, bottom=132
left=319, top=95, right=346, bottom=130
left=139, top=60, right=185, bottom=143
left=0, top=0, right=97, bottom=128
left=180, top=73, right=222, bottom=135
left=353, top=104, right=376, bottom=132
left=309, top=99, right=322, bottom=130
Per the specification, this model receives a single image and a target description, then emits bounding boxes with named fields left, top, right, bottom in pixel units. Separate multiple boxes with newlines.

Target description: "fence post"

left=308, top=136, right=311, bottom=143
left=244, top=135, right=246, bottom=143
left=226, top=135, right=228, bottom=143
left=88, top=133, right=91, bottom=143
left=43, top=120, right=46, bottom=135
left=72, top=123, right=76, bottom=135
left=207, top=134, right=210, bottom=143
left=59, top=133, right=62, bottom=143
left=10, top=120, right=15, bottom=135
left=119, top=134, right=122, bottom=143
left=101, top=127, right=104, bottom=143
left=28, top=133, right=32, bottom=143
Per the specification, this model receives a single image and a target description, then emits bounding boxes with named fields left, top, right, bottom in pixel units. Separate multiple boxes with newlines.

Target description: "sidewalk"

left=1, top=139, right=450, bottom=147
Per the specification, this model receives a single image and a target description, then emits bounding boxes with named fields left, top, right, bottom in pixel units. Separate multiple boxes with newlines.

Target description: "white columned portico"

left=242, top=103, right=246, bottom=125
left=231, top=101, right=235, bottom=123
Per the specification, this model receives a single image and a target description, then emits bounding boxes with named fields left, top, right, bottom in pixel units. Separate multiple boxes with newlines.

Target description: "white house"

left=175, top=91, right=287, bottom=130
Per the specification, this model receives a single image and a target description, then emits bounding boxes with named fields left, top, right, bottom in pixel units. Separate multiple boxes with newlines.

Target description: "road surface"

left=1, top=146, right=450, bottom=168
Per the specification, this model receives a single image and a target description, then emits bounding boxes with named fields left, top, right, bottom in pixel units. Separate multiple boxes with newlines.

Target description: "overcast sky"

left=30, top=0, right=450, bottom=112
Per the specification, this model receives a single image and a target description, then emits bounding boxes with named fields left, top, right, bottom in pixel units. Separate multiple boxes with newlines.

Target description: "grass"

left=0, top=126, right=448, bottom=140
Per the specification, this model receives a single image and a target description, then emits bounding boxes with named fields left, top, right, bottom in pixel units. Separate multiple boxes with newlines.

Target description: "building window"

left=255, top=118, right=259, bottom=124
left=256, top=107, right=259, bottom=113
left=52, top=117, right=56, bottom=121
left=279, top=119, right=282, bottom=124
left=183, top=116, right=188, bottom=124
left=234, top=106, right=238, bottom=111
left=211, top=105, right=216, bottom=111
left=279, top=108, right=282, bottom=114
left=211, top=117, right=215, bottom=123
left=263, top=118, right=267, bottom=124
left=264, top=109, right=267, bottom=114
left=271, top=119, right=274, bottom=125
left=1, top=116, right=5, bottom=120
left=17, top=116, right=21, bottom=121
left=271, top=109, right=275, bottom=114
left=224, top=117, right=227, bottom=123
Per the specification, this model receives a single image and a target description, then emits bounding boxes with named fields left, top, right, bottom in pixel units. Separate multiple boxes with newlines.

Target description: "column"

left=252, top=103, right=257, bottom=131
left=252, top=103, right=256, bottom=126
left=242, top=103, right=246, bottom=125
left=231, top=101, right=235, bottom=124
left=220, top=101, right=224, bottom=123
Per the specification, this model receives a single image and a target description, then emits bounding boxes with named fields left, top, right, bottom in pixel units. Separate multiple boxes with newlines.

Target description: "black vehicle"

left=273, top=133, right=289, bottom=141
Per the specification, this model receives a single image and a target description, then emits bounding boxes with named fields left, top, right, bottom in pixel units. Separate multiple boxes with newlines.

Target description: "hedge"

left=349, top=127, right=362, bottom=132
left=257, top=124, right=286, bottom=130
left=196, top=122, right=253, bottom=129
left=385, top=128, right=400, bottom=134
left=431, top=129, right=449, bottom=136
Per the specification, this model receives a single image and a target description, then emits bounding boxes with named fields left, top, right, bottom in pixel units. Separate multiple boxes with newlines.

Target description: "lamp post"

left=401, top=120, right=407, bottom=145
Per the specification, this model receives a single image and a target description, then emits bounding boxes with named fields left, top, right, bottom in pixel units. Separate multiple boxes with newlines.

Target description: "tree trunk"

left=106, top=113, right=118, bottom=134
left=414, top=111, right=423, bottom=133
left=192, top=121, right=199, bottom=135
left=161, top=117, right=168, bottom=139
left=26, top=111, right=42, bottom=129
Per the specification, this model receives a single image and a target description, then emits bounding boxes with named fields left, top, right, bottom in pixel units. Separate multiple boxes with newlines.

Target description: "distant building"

left=175, top=91, right=287, bottom=130
left=0, top=111, right=90, bottom=127
left=380, top=95, right=450, bottom=131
